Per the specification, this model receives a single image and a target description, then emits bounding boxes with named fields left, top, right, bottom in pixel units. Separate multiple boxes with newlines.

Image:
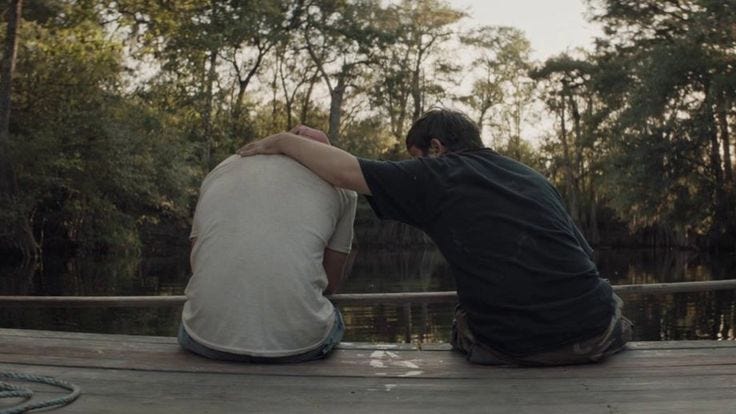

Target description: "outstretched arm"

left=237, top=132, right=371, bottom=195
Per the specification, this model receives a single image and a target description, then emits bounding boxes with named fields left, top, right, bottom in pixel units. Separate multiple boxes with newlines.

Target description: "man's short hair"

left=405, top=109, right=484, bottom=154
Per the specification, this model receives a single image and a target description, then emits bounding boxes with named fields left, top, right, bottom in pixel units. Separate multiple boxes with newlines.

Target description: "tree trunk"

left=513, top=99, right=522, bottom=160
left=705, top=85, right=726, bottom=245
left=0, top=0, right=22, bottom=193
left=589, top=191, right=600, bottom=245
left=559, top=91, right=579, bottom=223
left=476, top=102, right=491, bottom=136
left=391, top=92, right=409, bottom=143
left=0, top=0, right=38, bottom=262
left=232, top=80, right=246, bottom=126
left=717, top=91, right=733, bottom=183
left=410, top=63, right=422, bottom=122
left=270, top=65, right=278, bottom=132
left=299, top=76, right=315, bottom=125
left=285, top=101, right=294, bottom=130
left=201, top=49, right=217, bottom=169
left=568, top=94, right=583, bottom=187
left=231, top=51, right=265, bottom=131
left=327, top=73, right=346, bottom=145
left=278, top=58, right=294, bottom=130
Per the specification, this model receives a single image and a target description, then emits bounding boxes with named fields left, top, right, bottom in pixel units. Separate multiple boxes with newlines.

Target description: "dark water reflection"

left=1, top=248, right=734, bottom=343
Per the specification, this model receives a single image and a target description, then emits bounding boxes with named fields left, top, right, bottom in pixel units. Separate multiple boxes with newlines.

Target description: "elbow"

left=333, top=169, right=369, bottom=194
left=332, top=172, right=353, bottom=190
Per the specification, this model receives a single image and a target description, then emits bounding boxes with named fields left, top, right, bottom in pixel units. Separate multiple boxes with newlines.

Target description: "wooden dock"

left=1, top=329, right=735, bottom=413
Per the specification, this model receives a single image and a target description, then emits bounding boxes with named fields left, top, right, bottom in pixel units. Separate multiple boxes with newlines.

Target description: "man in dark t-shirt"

left=238, top=110, right=632, bottom=366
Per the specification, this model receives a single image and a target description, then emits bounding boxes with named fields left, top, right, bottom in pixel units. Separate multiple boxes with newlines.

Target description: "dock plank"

left=3, top=363, right=736, bottom=414
left=1, top=329, right=735, bottom=413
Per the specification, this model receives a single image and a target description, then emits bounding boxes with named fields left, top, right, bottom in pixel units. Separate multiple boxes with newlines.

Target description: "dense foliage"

left=0, top=0, right=734, bottom=261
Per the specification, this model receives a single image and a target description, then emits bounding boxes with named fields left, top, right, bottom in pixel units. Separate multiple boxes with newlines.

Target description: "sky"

left=447, top=0, right=603, bottom=144
left=450, top=0, right=602, bottom=60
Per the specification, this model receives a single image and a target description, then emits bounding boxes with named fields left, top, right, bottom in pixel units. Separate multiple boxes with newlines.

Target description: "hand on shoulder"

left=237, top=125, right=330, bottom=158
left=237, top=132, right=289, bottom=157
left=290, top=125, right=330, bottom=145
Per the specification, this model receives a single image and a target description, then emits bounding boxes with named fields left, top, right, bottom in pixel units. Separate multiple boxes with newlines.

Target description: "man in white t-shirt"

left=178, top=127, right=357, bottom=363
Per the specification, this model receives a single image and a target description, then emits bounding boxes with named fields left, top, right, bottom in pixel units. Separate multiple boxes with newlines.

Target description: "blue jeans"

left=178, top=309, right=344, bottom=363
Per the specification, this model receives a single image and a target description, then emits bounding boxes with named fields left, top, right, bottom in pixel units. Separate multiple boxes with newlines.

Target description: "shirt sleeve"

left=357, top=157, right=444, bottom=227
left=327, top=189, right=358, bottom=253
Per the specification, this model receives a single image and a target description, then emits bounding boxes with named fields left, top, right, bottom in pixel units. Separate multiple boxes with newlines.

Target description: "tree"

left=532, top=55, right=597, bottom=226
left=300, top=0, right=388, bottom=146
left=113, top=0, right=222, bottom=168
left=273, top=41, right=319, bottom=130
left=113, top=0, right=304, bottom=168
left=460, top=26, right=536, bottom=157
left=219, top=0, right=305, bottom=137
left=370, top=0, right=465, bottom=142
left=588, top=0, right=736, bottom=247
left=0, top=0, right=39, bottom=261
left=0, top=1, right=195, bottom=256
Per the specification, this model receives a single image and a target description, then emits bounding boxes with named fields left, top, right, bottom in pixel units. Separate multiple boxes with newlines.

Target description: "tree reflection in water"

left=0, top=248, right=733, bottom=342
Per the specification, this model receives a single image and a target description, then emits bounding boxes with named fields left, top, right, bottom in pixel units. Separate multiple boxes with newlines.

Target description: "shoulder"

left=358, top=156, right=451, bottom=175
left=243, top=154, right=327, bottom=182
left=205, top=154, right=294, bottom=178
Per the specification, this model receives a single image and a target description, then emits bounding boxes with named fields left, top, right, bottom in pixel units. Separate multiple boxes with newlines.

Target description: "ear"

left=430, top=138, right=447, bottom=155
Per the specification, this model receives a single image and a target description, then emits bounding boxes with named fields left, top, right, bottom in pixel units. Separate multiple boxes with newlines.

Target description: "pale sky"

left=451, top=0, right=601, bottom=60
left=446, top=0, right=602, bottom=145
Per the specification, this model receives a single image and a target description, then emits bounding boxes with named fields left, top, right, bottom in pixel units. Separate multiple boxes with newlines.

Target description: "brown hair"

left=405, top=109, right=483, bottom=154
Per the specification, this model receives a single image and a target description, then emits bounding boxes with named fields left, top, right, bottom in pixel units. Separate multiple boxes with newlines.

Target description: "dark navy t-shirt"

left=358, top=149, right=614, bottom=356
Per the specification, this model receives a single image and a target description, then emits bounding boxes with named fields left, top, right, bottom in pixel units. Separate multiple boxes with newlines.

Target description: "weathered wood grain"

left=1, top=329, right=735, bottom=413
left=2, top=362, right=735, bottom=414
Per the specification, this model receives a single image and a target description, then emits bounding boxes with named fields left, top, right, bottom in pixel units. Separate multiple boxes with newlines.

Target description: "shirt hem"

left=182, top=311, right=337, bottom=358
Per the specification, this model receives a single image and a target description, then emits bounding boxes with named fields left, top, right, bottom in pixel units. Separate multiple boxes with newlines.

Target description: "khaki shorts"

left=451, top=294, right=633, bottom=366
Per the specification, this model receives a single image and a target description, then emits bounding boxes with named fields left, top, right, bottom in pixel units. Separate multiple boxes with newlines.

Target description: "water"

left=1, top=248, right=735, bottom=343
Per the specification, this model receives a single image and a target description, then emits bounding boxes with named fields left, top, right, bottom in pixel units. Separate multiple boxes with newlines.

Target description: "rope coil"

left=0, top=372, right=80, bottom=414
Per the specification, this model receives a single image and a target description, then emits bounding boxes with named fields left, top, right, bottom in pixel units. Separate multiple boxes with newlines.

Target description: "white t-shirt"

left=182, top=154, right=357, bottom=357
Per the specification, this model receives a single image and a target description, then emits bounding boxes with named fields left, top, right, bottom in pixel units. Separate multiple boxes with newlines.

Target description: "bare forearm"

left=281, top=134, right=359, bottom=188
left=253, top=132, right=371, bottom=194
